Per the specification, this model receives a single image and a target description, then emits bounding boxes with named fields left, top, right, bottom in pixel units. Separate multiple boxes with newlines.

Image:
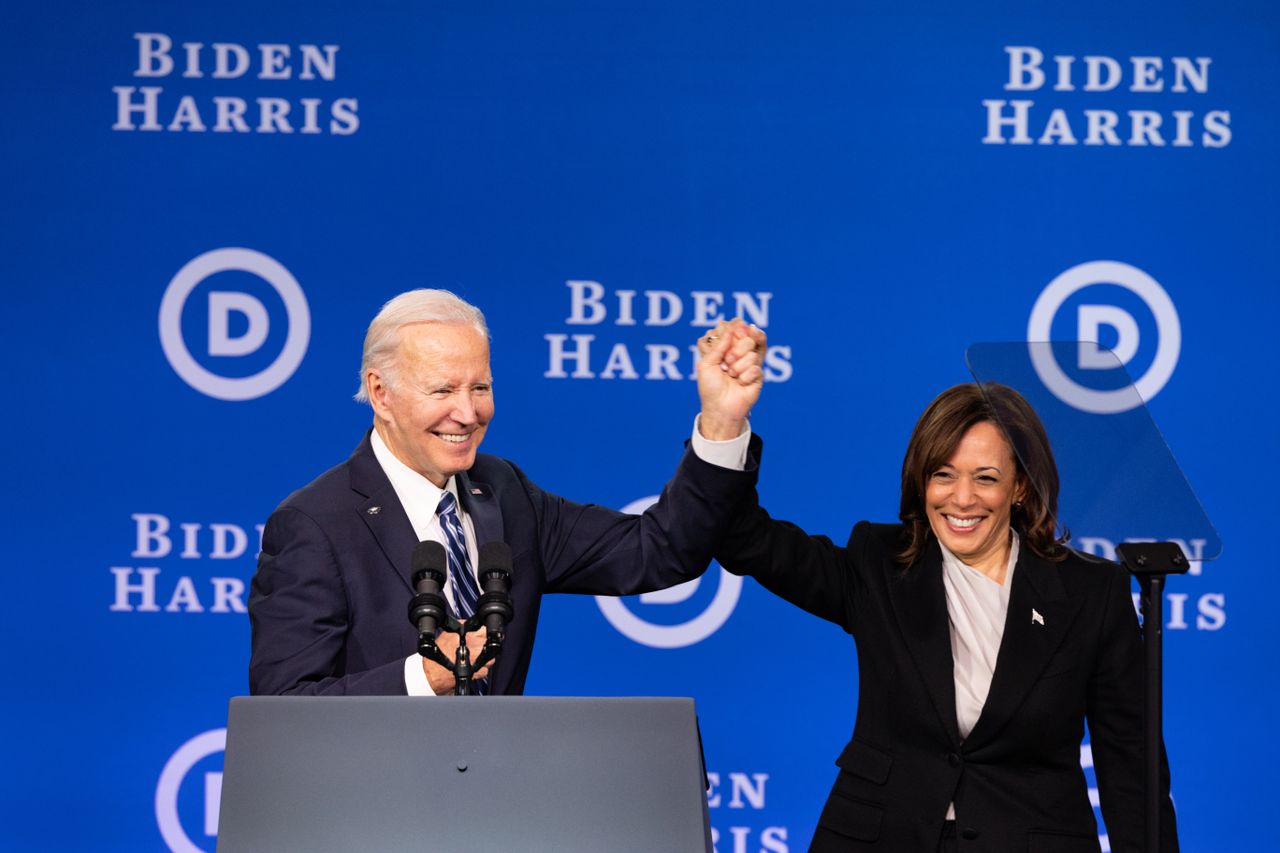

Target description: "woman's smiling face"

left=925, top=420, right=1025, bottom=577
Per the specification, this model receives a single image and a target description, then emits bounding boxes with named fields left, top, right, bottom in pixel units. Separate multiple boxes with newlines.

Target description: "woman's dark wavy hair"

left=897, top=382, right=1070, bottom=566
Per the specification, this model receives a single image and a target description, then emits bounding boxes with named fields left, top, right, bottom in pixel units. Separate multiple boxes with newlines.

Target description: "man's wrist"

left=690, top=414, right=750, bottom=471
left=697, top=412, right=747, bottom=441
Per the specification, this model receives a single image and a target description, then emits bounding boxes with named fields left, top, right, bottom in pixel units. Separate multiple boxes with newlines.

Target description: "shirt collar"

left=370, top=426, right=460, bottom=514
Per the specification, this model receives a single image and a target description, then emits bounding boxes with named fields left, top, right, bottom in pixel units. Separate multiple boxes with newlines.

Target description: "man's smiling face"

left=369, top=321, right=493, bottom=487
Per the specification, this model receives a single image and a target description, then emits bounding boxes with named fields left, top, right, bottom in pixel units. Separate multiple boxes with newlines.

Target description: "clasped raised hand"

left=696, top=319, right=767, bottom=441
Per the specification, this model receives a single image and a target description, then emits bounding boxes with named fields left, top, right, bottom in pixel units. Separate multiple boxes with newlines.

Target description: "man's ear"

left=366, top=370, right=392, bottom=421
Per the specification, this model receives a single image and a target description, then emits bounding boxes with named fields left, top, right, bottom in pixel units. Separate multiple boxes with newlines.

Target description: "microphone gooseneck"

left=406, top=538, right=514, bottom=695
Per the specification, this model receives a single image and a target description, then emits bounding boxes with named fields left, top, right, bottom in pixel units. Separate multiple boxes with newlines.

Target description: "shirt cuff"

left=404, top=654, right=438, bottom=696
left=690, top=414, right=750, bottom=471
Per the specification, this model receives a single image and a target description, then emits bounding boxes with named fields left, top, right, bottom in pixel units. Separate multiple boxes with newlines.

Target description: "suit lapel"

left=456, top=471, right=504, bottom=547
left=348, top=432, right=418, bottom=593
left=963, top=549, right=1081, bottom=749
left=456, top=470, right=508, bottom=692
left=887, top=541, right=962, bottom=746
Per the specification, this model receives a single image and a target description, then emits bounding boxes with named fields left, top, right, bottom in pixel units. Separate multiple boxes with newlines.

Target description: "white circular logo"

left=158, top=248, right=311, bottom=401
left=155, top=728, right=226, bottom=853
left=595, top=495, right=742, bottom=649
left=1027, top=260, right=1181, bottom=414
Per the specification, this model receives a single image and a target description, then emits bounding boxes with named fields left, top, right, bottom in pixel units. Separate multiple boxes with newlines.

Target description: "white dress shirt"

left=372, top=416, right=752, bottom=695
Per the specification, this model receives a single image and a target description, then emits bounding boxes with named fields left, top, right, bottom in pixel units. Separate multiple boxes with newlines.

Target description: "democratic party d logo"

left=1027, top=261, right=1181, bottom=414
left=159, top=248, right=310, bottom=400
left=156, top=728, right=225, bottom=852
left=595, top=495, right=742, bottom=648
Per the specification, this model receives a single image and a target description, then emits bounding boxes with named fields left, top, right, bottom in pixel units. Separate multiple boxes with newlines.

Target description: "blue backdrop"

left=2, top=1, right=1274, bottom=850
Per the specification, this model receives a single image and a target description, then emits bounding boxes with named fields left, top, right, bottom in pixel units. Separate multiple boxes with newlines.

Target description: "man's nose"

left=452, top=392, right=478, bottom=424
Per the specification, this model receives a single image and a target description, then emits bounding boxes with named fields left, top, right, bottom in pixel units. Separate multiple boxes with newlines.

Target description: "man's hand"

left=422, top=626, right=493, bottom=694
left=696, top=319, right=767, bottom=440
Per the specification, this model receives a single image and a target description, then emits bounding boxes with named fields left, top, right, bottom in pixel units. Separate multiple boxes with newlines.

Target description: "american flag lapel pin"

left=470, top=487, right=483, bottom=496
left=1031, top=608, right=1045, bottom=626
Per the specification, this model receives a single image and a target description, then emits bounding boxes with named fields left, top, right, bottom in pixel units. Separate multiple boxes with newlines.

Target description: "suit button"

left=961, top=827, right=979, bottom=840
left=948, top=753, right=961, bottom=767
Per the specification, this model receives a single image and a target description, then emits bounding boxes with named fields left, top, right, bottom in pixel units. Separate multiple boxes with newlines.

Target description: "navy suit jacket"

left=716, top=512, right=1178, bottom=853
left=249, top=430, right=760, bottom=696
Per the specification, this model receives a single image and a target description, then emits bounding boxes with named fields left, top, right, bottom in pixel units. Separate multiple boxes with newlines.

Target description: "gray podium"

left=216, top=696, right=713, bottom=853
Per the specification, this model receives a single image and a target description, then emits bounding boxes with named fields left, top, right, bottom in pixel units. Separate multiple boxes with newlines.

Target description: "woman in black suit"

left=711, top=378, right=1178, bottom=853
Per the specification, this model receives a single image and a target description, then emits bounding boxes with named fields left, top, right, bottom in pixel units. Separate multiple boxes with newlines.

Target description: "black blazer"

left=716, top=509, right=1178, bottom=853
left=249, top=431, right=760, bottom=696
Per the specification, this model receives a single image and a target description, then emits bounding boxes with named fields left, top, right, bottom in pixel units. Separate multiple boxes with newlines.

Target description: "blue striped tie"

left=436, top=491, right=487, bottom=694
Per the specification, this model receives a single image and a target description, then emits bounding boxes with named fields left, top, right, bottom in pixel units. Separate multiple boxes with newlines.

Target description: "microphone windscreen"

left=478, top=541, right=513, bottom=572
left=412, top=540, right=447, bottom=574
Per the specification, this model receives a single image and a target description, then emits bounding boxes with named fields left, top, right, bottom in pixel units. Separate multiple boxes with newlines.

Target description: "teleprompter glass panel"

left=966, top=341, right=1220, bottom=562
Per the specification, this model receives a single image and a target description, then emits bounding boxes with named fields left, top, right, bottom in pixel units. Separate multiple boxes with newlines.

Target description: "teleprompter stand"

left=1116, top=542, right=1190, bottom=853
left=968, top=341, right=1221, bottom=853
left=216, top=696, right=713, bottom=853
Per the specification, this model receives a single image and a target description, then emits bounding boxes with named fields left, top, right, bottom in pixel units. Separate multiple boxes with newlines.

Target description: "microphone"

left=474, top=542, right=515, bottom=639
left=407, top=540, right=450, bottom=638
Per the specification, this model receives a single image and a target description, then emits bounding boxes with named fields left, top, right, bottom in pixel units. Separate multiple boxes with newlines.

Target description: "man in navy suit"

left=249, top=289, right=766, bottom=696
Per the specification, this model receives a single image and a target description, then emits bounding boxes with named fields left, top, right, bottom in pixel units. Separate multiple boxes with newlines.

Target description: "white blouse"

left=940, top=530, right=1020, bottom=818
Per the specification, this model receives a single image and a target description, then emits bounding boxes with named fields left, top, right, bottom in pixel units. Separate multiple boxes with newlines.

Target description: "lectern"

left=216, top=696, right=712, bottom=852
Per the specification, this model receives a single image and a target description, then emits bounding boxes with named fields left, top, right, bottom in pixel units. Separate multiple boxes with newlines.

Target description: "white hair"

left=353, top=289, right=489, bottom=403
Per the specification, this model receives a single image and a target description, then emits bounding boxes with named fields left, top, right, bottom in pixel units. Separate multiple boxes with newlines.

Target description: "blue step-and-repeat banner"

left=2, top=1, right=1275, bottom=850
